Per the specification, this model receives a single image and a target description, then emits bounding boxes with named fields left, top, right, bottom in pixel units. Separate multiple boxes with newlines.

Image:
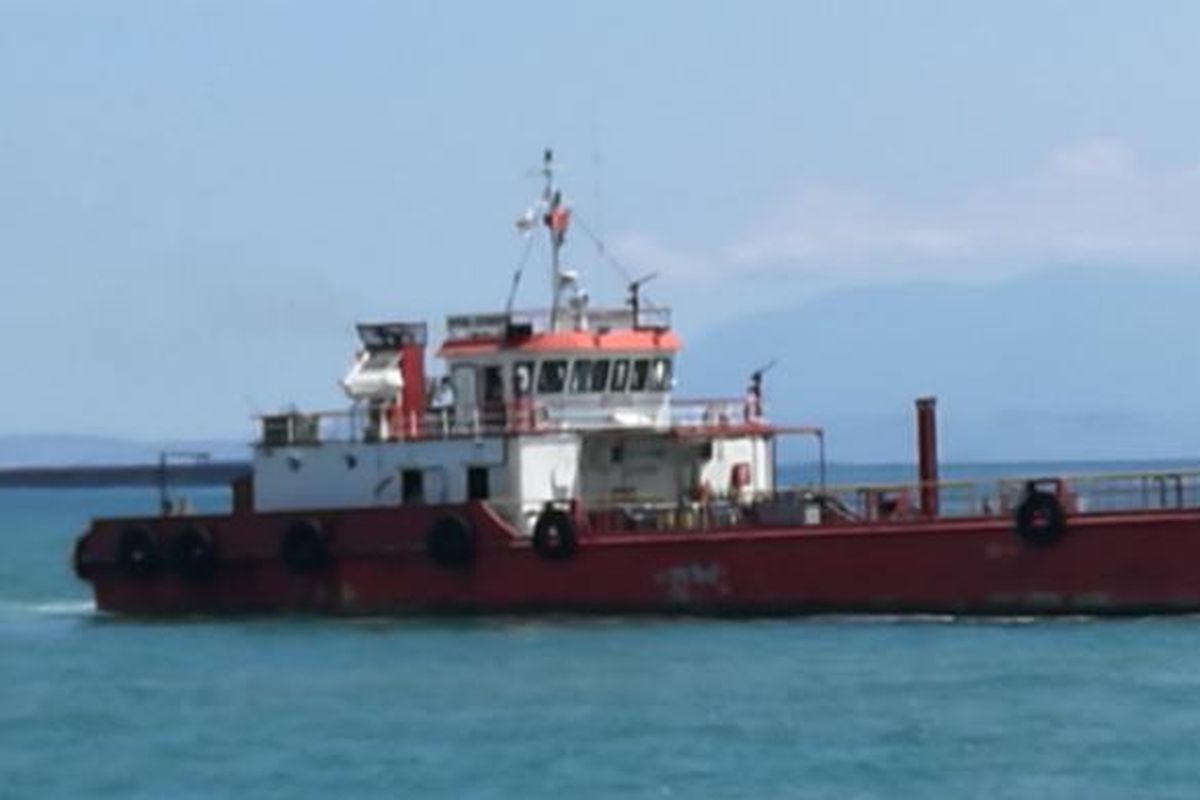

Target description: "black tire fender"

left=1014, top=490, right=1067, bottom=547
left=281, top=519, right=330, bottom=574
left=169, top=525, right=219, bottom=581
left=117, top=525, right=161, bottom=579
left=532, top=508, right=578, bottom=561
left=427, top=515, right=476, bottom=568
left=72, top=534, right=93, bottom=581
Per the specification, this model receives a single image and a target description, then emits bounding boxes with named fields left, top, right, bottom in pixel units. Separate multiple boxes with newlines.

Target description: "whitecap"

left=0, top=598, right=96, bottom=618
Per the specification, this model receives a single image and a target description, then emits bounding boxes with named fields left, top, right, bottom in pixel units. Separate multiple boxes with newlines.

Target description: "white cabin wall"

left=577, top=435, right=707, bottom=504
left=511, top=434, right=581, bottom=525
left=699, top=436, right=773, bottom=497
left=753, top=436, right=774, bottom=494
left=253, top=438, right=509, bottom=512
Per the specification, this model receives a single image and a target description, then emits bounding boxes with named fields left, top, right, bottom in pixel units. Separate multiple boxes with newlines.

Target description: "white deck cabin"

left=252, top=305, right=775, bottom=533
left=251, top=150, right=778, bottom=532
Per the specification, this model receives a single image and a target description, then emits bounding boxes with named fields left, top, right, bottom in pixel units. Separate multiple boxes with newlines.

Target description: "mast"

left=541, top=148, right=570, bottom=331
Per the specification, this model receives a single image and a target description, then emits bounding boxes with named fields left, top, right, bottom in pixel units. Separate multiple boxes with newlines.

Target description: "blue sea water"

left=5, top=465, right=1200, bottom=799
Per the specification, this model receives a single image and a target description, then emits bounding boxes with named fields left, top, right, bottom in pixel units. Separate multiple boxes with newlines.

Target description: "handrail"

left=502, top=466, right=1200, bottom=535
left=492, top=471, right=1200, bottom=537
left=767, top=468, right=1200, bottom=523
left=445, top=305, right=673, bottom=340
left=255, top=397, right=764, bottom=446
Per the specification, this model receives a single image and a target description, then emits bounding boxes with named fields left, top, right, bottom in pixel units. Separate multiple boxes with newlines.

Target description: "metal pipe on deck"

left=916, top=397, right=939, bottom=518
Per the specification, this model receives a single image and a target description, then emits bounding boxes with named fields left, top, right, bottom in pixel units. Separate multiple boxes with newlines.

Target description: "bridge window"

left=648, top=358, right=673, bottom=392
left=630, top=359, right=651, bottom=392
left=483, top=365, right=504, bottom=403
left=610, top=359, right=630, bottom=392
left=590, top=360, right=610, bottom=392
left=569, top=359, right=592, bottom=393
left=537, top=360, right=568, bottom=394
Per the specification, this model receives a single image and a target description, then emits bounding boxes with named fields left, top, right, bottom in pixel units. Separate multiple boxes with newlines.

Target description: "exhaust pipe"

left=916, top=397, right=939, bottom=518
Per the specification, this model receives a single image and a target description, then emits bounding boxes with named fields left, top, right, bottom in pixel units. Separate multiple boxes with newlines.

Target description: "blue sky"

left=3, top=2, right=1200, bottom=438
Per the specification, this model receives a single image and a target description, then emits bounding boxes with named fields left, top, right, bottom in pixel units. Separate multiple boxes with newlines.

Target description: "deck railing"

left=528, top=468, right=1200, bottom=536
left=759, top=470, right=1200, bottom=526
left=445, top=305, right=672, bottom=340
left=257, top=397, right=756, bottom=447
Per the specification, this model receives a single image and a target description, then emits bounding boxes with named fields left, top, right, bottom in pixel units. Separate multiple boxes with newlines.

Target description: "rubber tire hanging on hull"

left=169, top=525, right=218, bottom=581
left=281, top=519, right=330, bottom=574
left=117, top=526, right=160, bottom=579
left=532, top=508, right=578, bottom=561
left=72, top=536, right=93, bottom=581
left=1014, top=491, right=1067, bottom=546
left=427, top=515, right=476, bottom=568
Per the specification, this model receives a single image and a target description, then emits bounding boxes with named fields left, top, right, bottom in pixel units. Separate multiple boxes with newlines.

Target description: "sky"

left=3, top=1, right=1200, bottom=439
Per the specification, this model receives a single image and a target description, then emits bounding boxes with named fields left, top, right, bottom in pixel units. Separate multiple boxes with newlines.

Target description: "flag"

left=544, top=193, right=570, bottom=246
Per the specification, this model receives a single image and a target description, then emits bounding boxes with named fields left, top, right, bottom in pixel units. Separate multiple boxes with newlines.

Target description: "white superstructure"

left=251, top=151, right=780, bottom=532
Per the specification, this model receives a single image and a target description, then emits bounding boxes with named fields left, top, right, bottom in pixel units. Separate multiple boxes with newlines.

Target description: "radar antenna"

left=626, top=271, right=658, bottom=330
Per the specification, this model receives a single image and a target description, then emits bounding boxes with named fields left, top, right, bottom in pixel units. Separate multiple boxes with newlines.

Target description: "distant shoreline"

left=3, top=457, right=1199, bottom=490
left=0, top=461, right=250, bottom=488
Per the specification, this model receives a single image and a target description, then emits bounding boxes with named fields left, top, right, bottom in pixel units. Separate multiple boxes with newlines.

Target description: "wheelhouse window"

left=590, top=360, right=610, bottom=392
left=610, top=359, right=630, bottom=392
left=537, top=360, right=568, bottom=394
left=482, top=365, right=503, bottom=403
left=648, top=358, right=672, bottom=392
left=569, top=359, right=592, bottom=393
left=630, top=359, right=651, bottom=392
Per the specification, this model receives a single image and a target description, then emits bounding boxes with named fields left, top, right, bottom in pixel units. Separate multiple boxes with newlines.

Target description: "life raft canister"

left=169, top=525, right=218, bottom=581
left=117, top=525, right=160, bottom=579
left=426, top=515, right=476, bottom=568
left=281, top=519, right=331, bottom=574
left=1014, top=490, right=1067, bottom=546
left=532, top=507, right=578, bottom=561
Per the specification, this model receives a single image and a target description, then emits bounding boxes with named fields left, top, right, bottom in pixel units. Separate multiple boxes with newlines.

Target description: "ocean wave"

left=0, top=598, right=96, bottom=618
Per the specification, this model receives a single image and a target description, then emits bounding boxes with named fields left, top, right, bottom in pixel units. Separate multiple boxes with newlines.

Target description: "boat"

left=73, top=150, right=1200, bottom=616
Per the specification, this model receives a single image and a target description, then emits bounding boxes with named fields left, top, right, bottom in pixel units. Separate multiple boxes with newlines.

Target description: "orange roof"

left=438, top=329, right=681, bottom=358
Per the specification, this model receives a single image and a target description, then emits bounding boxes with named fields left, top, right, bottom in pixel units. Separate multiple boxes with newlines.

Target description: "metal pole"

left=818, top=430, right=827, bottom=495
left=915, top=397, right=939, bottom=518
left=158, top=452, right=168, bottom=516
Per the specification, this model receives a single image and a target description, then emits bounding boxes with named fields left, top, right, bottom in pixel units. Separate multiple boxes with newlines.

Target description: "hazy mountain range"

left=682, top=266, right=1200, bottom=462
left=6, top=267, right=1200, bottom=466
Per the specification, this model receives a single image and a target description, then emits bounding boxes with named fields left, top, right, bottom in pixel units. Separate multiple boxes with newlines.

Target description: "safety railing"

left=445, top=305, right=672, bottom=340
left=508, top=468, right=1200, bottom=537
left=256, top=397, right=759, bottom=446
left=759, top=469, right=1200, bottom=526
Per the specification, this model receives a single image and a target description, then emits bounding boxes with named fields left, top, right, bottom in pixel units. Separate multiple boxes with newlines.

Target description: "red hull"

left=75, top=502, right=1200, bottom=616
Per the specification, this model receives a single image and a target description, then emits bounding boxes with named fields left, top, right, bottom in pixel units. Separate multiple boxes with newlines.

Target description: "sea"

left=5, top=462, right=1200, bottom=799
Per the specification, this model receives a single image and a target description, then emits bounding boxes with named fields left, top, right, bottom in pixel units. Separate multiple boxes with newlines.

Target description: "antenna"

left=626, top=271, right=658, bottom=329
left=751, top=358, right=778, bottom=377
left=746, top=358, right=777, bottom=420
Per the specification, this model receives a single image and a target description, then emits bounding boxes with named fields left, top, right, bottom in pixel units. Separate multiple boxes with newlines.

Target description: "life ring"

left=1014, top=491, right=1067, bottom=546
left=281, top=519, right=330, bottom=574
left=169, top=525, right=218, bottom=580
left=117, top=525, right=160, bottom=579
left=426, top=515, right=476, bottom=568
left=532, top=508, right=577, bottom=561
